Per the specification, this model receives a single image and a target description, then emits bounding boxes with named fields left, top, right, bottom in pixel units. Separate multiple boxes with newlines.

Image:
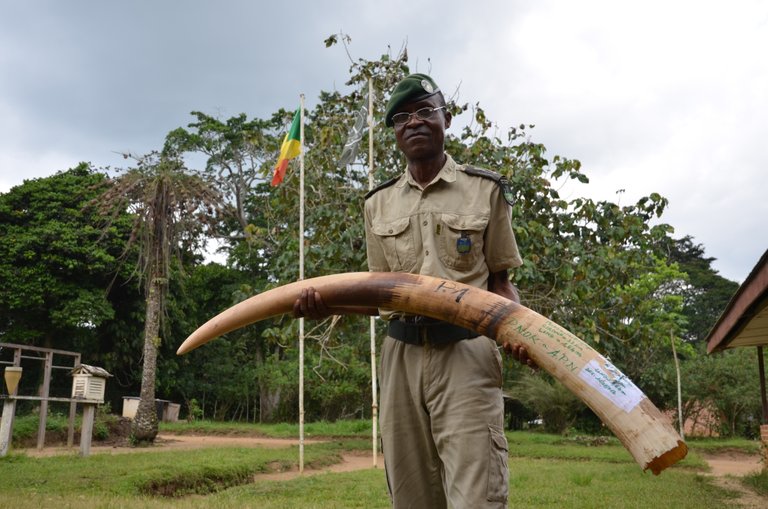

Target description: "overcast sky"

left=1, top=0, right=765, bottom=283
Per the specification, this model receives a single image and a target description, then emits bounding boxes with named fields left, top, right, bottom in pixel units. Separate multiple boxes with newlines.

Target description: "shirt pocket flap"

left=441, top=213, right=488, bottom=232
left=371, top=217, right=410, bottom=237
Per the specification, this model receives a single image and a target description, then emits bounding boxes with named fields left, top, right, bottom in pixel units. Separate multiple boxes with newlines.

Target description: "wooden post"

left=10, top=349, right=20, bottom=437
left=1, top=352, right=22, bottom=457
left=37, top=351, right=53, bottom=450
left=67, top=353, right=81, bottom=448
left=367, top=78, right=378, bottom=468
left=671, top=332, right=684, bottom=439
left=0, top=399, right=17, bottom=456
left=80, top=403, right=96, bottom=457
left=758, top=346, right=767, bottom=424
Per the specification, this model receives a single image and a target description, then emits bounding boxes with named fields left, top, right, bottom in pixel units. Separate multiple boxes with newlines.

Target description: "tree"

left=163, top=262, right=265, bottom=422
left=164, top=112, right=273, bottom=235
left=679, top=346, right=763, bottom=437
left=91, top=153, right=222, bottom=441
left=509, top=374, right=583, bottom=434
left=663, top=235, right=739, bottom=342
left=0, top=164, right=137, bottom=352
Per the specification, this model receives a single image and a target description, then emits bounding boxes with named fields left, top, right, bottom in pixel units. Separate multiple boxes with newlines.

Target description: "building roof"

left=706, top=249, right=768, bottom=353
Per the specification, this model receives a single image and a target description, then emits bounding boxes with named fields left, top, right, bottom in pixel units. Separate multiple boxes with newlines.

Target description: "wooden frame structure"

left=0, top=342, right=81, bottom=453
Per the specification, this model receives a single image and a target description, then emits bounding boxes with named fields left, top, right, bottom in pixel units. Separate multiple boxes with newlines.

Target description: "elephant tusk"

left=177, top=272, right=687, bottom=474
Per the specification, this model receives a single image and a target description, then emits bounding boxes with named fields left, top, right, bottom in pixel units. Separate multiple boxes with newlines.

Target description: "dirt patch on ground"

left=700, top=450, right=765, bottom=508
left=19, top=432, right=382, bottom=495
left=701, top=450, right=763, bottom=477
left=254, top=451, right=382, bottom=482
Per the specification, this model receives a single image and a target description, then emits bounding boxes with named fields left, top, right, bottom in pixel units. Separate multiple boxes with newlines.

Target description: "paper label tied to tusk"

left=579, top=359, right=645, bottom=413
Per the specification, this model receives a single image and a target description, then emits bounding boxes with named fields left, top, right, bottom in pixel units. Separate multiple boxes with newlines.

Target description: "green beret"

left=384, top=73, right=440, bottom=127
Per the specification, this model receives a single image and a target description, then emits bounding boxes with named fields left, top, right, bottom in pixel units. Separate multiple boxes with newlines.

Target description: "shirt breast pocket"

left=438, top=213, right=488, bottom=271
left=370, top=217, right=416, bottom=272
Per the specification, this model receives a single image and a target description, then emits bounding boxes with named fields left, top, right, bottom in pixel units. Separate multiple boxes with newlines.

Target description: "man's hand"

left=293, top=287, right=331, bottom=320
left=503, top=341, right=538, bottom=370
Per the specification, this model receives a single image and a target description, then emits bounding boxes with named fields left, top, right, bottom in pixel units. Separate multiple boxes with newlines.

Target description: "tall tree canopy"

left=0, top=164, right=135, bottom=351
left=663, top=235, right=739, bottom=343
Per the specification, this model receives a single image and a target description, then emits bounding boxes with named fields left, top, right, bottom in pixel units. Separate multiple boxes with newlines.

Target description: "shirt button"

left=425, top=250, right=430, bottom=256
left=423, top=220, right=428, bottom=226
left=388, top=229, right=393, bottom=234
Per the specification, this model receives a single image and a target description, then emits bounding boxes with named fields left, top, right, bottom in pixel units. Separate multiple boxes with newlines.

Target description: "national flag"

left=271, top=108, right=301, bottom=186
left=337, top=89, right=371, bottom=168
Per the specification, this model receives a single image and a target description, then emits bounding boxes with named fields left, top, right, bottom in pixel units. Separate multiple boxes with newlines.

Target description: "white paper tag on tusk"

left=579, top=359, right=645, bottom=413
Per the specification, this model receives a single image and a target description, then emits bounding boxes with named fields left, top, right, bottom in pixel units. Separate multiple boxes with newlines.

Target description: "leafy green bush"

left=508, top=374, right=584, bottom=434
left=11, top=404, right=128, bottom=445
left=11, top=412, right=69, bottom=444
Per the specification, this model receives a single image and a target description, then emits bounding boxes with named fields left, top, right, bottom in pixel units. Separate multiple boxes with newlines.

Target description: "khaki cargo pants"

left=379, top=335, right=509, bottom=509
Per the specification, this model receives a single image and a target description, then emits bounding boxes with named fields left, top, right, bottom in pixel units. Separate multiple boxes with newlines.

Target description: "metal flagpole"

left=367, top=78, right=379, bottom=468
left=298, top=93, right=306, bottom=473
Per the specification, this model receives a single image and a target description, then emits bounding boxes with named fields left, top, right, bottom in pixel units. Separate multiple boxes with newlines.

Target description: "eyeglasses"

left=391, top=106, right=446, bottom=126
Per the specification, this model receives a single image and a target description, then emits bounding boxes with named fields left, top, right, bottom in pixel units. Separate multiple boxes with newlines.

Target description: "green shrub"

left=508, top=374, right=583, bottom=434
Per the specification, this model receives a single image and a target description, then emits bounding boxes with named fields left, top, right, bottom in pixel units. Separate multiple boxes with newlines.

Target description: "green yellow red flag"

left=271, top=108, right=301, bottom=186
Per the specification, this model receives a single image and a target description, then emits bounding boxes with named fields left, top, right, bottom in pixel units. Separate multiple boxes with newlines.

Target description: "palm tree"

left=94, top=152, right=222, bottom=442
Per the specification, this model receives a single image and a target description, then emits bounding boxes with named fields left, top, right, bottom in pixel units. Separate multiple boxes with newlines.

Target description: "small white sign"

left=579, top=359, right=645, bottom=413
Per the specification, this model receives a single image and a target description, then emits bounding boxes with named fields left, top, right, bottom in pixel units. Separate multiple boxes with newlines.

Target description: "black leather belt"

left=387, top=317, right=477, bottom=345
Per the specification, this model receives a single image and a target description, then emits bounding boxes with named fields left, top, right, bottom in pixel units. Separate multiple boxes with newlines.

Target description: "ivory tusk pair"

left=177, top=272, right=687, bottom=474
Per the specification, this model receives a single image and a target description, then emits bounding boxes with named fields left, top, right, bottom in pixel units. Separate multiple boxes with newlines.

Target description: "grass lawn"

left=0, top=421, right=764, bottom=508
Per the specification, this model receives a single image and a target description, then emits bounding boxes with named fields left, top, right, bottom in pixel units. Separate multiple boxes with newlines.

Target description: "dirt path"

left=700, top=451, right=765, bottom=508
left=255, top=452, right=382, bottom=482
left=21, top=433, right=383, bottom=480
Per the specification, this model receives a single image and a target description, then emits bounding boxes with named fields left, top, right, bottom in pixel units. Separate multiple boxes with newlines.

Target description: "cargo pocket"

left=486, top=424, right=509, bottom=503
left=370, top=217, right=416, bottom=272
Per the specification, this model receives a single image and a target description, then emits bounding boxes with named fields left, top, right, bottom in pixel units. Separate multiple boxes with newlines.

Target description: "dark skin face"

left=393, top=95, right=452, bottom=187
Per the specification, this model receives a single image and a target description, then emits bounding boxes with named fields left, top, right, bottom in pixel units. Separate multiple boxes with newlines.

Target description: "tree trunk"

left=259, top=385, right=282, bottom=423
left=257, top=344, right=283, bottom=423
left=131, top=275, right=162, bottom=443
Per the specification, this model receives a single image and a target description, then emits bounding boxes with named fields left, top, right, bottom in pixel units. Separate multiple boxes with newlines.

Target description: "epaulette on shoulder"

left=463, top=165, right=502, bottom=182
left=365, top=176, right=399, bottom=200
left=462, top=166, right=515, bottom=206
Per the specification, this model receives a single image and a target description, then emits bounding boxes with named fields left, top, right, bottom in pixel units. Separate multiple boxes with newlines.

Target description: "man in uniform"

left=294, top=73, right=534, bottom=508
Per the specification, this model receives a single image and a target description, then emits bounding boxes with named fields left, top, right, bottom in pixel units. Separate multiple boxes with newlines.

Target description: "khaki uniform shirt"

left=365, top=154, right=522, bottom=319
